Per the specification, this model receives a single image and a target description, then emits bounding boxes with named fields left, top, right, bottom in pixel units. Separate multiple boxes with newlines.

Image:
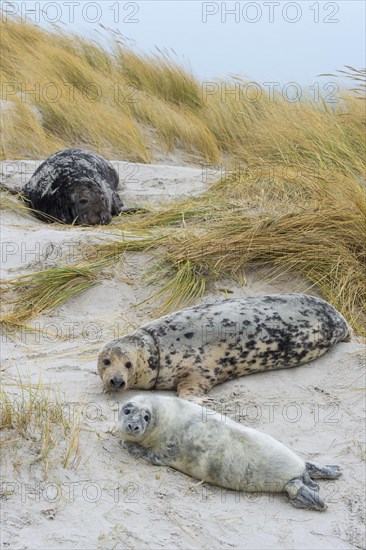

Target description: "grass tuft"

left=2, top=19, right=364, bottom=171
left=0, top=376, right=81, bottom=475
left=144, top=259, right=207, bottom=314
left=1, top=263, right=106, bottom=325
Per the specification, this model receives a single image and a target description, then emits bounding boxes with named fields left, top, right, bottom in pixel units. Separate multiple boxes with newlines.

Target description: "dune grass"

left=0, top=231, right=163, bottom=329
left=0, top=189, right=32, bottom=214
left=0, top=18, right=365, bottom=336
left=0, top=188, right=69, bottom=222
left=2, top=18, right=364, bottom=171
left=143, top=259, right=207, bottom=314
left=0, top=18, right=218, bottom=162
left=152, top=167, right=366, bottom=332
left=2, top=169, right=365, bottom=334
left=1, top=264, right=105, bottom=325
left=0, top=376, right=81, bottom=474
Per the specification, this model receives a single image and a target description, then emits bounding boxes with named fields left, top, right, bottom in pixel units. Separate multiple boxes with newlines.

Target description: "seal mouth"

left=98, top=212, right=112, bottom=225
left=124, top=423, right=142, bottom=435
left=77, top=212, right=112, bottom=226
left=107, top=376, right=126, bottom=390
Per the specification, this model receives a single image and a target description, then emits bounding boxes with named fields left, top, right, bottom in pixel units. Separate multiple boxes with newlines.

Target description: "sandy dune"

left=1, top=161, right=365, bottom=550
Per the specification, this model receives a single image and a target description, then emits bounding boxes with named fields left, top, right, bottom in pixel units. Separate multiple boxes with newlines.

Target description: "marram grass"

left=1, top=18, right=365, bottom=175
left=143, top=259, right=207, bottom=315
left=1, top=263, right=106, bottom=326
left=0, top=376, right=81, bottom=474
left=0, top=19, right=365, bottom=335
left=165, top=213, right=365, bottom=334
left=2, top=171, right=365, bottom=335
left=0, top=190, right=32, bottom=215
left=0, top=188, right=71, bottom=222
left=0, top=232, right=163, bottom=328
left=111, top=197, right=225, bottom=230
left=157, top=173, right=366, bottom=335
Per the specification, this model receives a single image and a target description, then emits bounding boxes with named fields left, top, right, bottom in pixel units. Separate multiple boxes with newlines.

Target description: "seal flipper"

left=303, top=471, right=320, bottom=490
left=286, top=479, right=326, bottom=511
left=305, top=462, right=342, bottom=479
left=111, top=192, right=147, bottom=215
left=123, top=441, right=164, bottom=466
left=176, top=377, right=213, bottom=403
left=111, top=191, right=125, bottom=215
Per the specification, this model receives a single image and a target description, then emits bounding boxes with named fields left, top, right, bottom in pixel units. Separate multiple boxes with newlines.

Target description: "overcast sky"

left=3, top=1, right=365, bottom=86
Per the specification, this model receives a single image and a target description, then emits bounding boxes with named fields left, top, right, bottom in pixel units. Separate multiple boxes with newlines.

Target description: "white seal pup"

left=98, top=294, right=352, bottom=400
left=22, top=148, right=126, bottom=224
left=118, top=394, right=342, bottom=510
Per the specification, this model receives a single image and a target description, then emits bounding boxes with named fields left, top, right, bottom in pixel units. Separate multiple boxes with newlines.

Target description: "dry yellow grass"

left=0, top=232, right=161, bottom=327
left=0, top=376, right=81, bottom=475
left=205, top=88, right=365, bottom=174
left=0, top=18, right=365, bottom=337
left=2, top=170, right=365, bottom=335
left=3, top=18, right=364, bottom=171
left=0, top=18, right=218, bottom=162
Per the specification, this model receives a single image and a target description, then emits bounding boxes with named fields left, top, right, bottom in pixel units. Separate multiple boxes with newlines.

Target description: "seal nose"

left=109, top=377, right=125, bottom=389
left=128, top=424, right=140, bottom=433
left=100, top=213, right=112, bottom=225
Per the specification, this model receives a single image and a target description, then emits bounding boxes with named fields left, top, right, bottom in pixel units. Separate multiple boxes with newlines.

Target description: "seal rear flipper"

left=286, top=479, right=326, bottom=511
left=305, top=462, right=342, bottom=479
left=303, top=471, right=320, bottom=490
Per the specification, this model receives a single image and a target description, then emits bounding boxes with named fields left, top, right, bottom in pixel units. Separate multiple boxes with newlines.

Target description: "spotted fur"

left=98, top=294, right=352, bottom=400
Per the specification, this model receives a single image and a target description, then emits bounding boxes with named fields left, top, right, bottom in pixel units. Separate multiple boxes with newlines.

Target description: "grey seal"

left=98, top=294, right=352, bottom=400
left=22, top=147, right=125, bottom=224
left=118, top=394, right=342, bottom=511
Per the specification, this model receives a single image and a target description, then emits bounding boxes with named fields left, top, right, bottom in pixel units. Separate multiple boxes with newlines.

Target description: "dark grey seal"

left=22, top=148, right=125, bottom=224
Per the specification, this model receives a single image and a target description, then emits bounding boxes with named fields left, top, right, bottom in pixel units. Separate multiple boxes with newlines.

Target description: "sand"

left=0, top=160, right=365, bottom=550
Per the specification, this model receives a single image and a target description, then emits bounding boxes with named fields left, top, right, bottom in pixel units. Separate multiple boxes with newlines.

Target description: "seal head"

left=68, top=178, right=112, bottom=225
left=98, top=331, right=158, bottom=391
left=98, top=342, right=134, bottom=390
left=118, top=400, right=155, bottom=440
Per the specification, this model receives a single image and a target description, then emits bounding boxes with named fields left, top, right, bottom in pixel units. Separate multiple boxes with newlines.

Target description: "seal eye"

left=125, top=361, right=132, bottom=370
left=124, top=409, right=131, bottom=415
left=103, top=358, right=111, bottom=366
left=80, top=198, right=88, bottom=205
left=144, top=414, right=150, bottom=422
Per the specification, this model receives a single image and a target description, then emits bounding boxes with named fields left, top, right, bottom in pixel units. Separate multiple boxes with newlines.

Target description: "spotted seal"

left=118, top=394, right=342, bottom=510
left=98, top=294, right=352, bottom=401
left=22, top=148, right=125, bottom=224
